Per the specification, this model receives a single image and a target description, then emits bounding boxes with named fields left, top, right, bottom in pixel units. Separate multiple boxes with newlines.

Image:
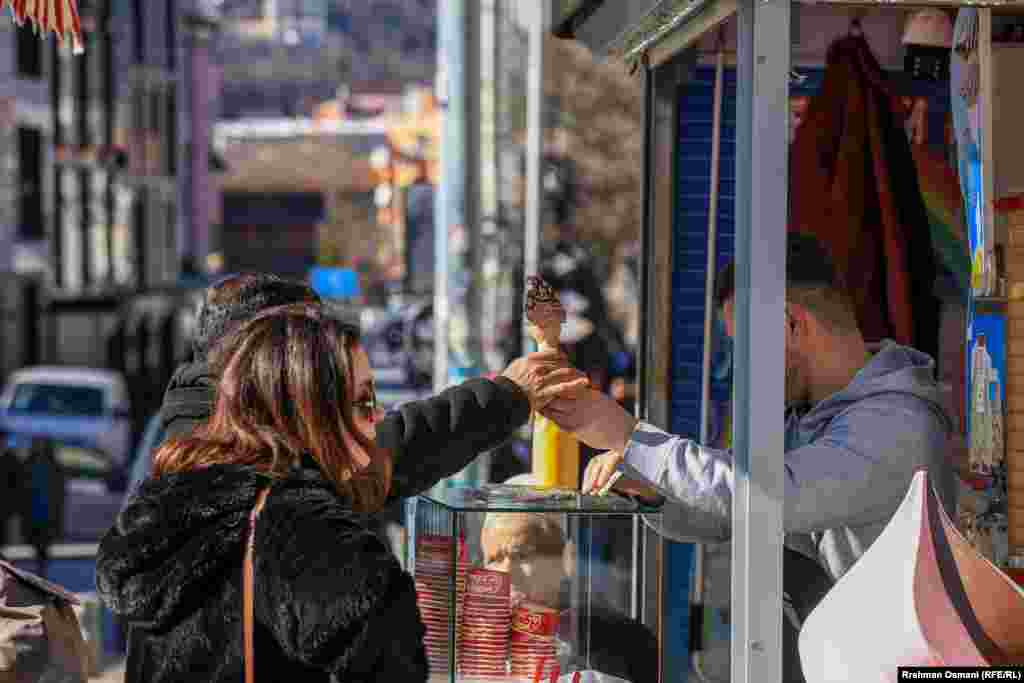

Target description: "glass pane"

left=423, top=484, right=659, bottom=515
left=411, top=496, right=660, bottom=682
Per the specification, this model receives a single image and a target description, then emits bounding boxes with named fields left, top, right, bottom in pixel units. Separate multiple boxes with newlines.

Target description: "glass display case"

left=407, top=485, right=663, bottom=683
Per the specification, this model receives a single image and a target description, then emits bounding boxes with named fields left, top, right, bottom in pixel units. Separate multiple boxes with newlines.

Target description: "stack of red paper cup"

left=509, top=603, right=559, bottom=681
left=458, top=568, right=512, bottom=679
left=414, top=535, right=468, bottom=674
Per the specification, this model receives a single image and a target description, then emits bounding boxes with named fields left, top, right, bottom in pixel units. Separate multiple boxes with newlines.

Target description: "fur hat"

left=192, top=273, right=321, bottom=357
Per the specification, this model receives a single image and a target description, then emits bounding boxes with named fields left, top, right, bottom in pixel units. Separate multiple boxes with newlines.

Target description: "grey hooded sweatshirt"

left=623, top=342, right=957, bottom=681
left=623, top=340, right=957, bottom=581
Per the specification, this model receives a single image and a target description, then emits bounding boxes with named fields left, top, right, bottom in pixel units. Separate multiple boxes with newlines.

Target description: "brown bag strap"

left=244, top=487, right=271, bottom=683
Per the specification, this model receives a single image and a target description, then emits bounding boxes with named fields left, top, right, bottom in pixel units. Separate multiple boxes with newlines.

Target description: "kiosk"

left=553, top=1, right=1020, bottom=681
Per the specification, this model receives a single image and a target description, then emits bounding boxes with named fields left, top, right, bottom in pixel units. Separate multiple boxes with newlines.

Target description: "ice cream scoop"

left=525, top=276, right=566, bottom=353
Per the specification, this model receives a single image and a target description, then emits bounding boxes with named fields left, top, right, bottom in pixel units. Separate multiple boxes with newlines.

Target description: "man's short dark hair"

left=192, top=273, right=322, bottom=356
left=714, top=232, right=858, bottom=331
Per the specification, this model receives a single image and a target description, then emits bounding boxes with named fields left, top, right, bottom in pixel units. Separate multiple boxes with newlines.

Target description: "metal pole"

left=479, top=0, right=502, bottom=373
left=433, top=2, right=451, bottom=396
left=700, top=34, right=725, bottom=446
left=0, top=104, right=13, bottom=274
left=51, top=39, right=64, bottom=289
left=177, top=3, right=193, bottom=272
left=191, top=20, right=216, bottom=268
left=522, top=0, right=546, bottom=355
left=693, top=33, right=726, bottom=683
left=731, top=1, right=788, bottom=682
left=434, top=0, right=486, bottom=488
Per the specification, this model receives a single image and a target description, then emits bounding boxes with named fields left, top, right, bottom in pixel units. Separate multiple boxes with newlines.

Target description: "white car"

left=0, top=366, right=133, bottom=470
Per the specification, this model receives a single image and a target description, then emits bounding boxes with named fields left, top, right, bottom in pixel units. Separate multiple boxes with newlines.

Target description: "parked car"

left=0, top=367, right=133, bottom=474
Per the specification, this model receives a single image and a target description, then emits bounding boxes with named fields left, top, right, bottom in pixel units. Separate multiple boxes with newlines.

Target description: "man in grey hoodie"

left=541, top=232, right=957, bottom=681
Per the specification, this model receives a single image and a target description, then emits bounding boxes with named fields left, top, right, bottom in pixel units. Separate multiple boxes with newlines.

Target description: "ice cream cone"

left=524, top=276, right=579, bottom=489
left=524, top=276, right=565, bottom=353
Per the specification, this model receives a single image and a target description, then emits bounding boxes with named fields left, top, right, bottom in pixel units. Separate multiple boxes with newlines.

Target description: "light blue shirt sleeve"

left=622, top=421, right=735, bottom=542
left=622, top=393, right=951, bottom=541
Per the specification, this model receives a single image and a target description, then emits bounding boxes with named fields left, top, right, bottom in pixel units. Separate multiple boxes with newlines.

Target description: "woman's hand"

left=500, top=351, right=590, bottom=411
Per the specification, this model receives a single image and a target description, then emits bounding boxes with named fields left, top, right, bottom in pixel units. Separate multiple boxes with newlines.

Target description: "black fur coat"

left=98, top=377, right=530, bottom=683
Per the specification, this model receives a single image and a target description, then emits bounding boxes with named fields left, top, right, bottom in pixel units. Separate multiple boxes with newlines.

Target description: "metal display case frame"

left=407, top=486, right=664, bottom=682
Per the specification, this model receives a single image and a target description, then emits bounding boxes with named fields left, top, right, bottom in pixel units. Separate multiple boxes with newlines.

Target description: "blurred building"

left=0, top=9, right=51, bottom=378
left=215, top=0, right=436, bottom=121
left=213, top=118, right=386, bottom=279
left=220, top=0, right=328, bottom=43
left=0, top=14, right=48, bottom=274
left=209, top=83, right=440, bottom=292
left=0, top=1, right=222, bottom=440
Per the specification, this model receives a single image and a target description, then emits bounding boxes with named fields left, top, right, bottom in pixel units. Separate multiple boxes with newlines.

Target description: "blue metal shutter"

left=662, top=64, right=738, bottom=683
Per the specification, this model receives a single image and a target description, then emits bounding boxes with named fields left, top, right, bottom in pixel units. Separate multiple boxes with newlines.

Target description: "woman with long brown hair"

left=97, top=304, right=432, bottom=682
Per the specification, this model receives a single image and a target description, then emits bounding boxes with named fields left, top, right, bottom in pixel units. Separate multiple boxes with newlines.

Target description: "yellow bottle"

left=524, top=275, right=580, bottom=490
left=531, top=413, right=581, bottom=489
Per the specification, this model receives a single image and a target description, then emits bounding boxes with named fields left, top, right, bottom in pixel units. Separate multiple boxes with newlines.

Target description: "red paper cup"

left=460, top=632, right=508, bottom=642
left=461, top=629, right=509, bottom=641
left=460, top=646, right=508, bottom=657
left=462, top=610, right=511, bottom=622
left=463, top=608, right=511, bottom=619
left=465, top=594, right=511, bottom=606
left=462, top=608, right=511, bottom=618
left=509, top=642, right=555, bottom=653
left=417, top=534, right=455, bottom=547
left=511, top=604, right=559, bottom=638
left=466, top=568, right=511, bottom=598
left=460, top=667, right=507, bottom=676
left=460, top=649, right=505, bottom=656
left=460, top=653, right=508, bottom=663
left=460, top=624, right=508, bottom=633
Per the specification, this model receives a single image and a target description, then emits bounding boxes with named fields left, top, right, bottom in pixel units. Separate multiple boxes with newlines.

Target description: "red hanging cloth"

left=1, top=0, right=83, bottom=54
left=789, top=35, right=940, bottom=359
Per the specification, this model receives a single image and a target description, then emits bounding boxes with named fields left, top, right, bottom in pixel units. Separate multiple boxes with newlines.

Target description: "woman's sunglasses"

left=353, top=385, right=379, bottom=421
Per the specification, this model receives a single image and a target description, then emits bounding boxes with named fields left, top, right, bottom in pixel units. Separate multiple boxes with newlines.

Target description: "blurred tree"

left=510, top=36, right=643, bottom=261
left=545, top=36, right=643, bottom=257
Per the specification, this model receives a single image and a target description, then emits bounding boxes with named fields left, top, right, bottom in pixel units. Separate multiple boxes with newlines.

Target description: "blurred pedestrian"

left=0, top=429, right=25, bottom=550
left=24, top=438, right=65, bottom=577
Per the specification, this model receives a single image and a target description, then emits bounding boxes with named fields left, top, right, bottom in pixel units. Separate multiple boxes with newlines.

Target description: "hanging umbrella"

left=1, top=0, right=83, bottom=54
